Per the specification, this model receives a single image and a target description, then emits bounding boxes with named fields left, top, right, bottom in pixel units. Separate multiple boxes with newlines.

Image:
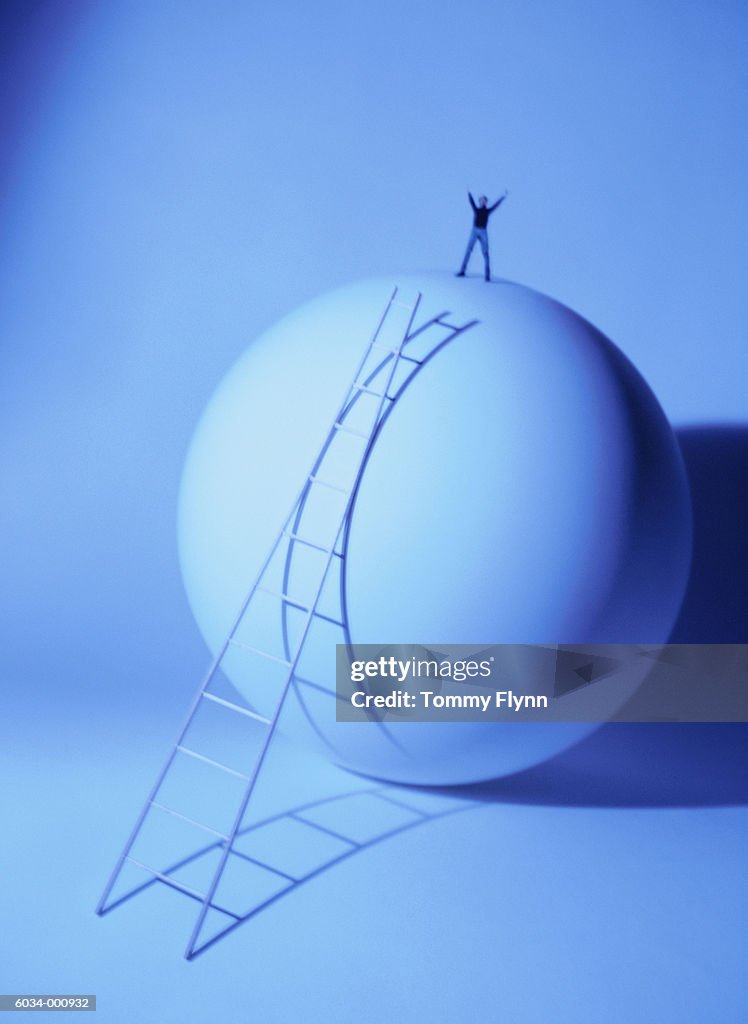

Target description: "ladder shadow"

left=670, top=424, right=748, bottom=643
left=100, top=782, right=477, bottom=959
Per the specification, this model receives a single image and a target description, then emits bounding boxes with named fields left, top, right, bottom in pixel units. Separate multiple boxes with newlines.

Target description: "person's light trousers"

left=459, top=227, right=490, bottom=278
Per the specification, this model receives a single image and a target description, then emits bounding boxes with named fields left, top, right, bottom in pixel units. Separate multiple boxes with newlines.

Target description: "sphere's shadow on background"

left=446, top=425, right=748, bottom=810
left=671, top=426, right=748, bottom=643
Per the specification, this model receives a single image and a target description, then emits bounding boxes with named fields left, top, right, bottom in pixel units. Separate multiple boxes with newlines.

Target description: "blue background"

left=2, top=2, right=747, bottom=1020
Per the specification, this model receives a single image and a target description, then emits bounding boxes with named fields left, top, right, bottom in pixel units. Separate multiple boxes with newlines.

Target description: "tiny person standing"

left=456, top=190, right=508, bottom=282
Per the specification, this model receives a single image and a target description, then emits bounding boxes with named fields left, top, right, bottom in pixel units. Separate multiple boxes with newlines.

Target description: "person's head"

left=479, top=195, right=488, bottom=206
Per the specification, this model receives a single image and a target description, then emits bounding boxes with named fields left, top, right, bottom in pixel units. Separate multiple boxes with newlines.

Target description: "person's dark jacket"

left=469, top=192, right=504, bottom=228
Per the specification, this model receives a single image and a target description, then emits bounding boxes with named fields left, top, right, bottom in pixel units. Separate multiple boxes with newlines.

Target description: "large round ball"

left=178, top=273, right=692, bottom=784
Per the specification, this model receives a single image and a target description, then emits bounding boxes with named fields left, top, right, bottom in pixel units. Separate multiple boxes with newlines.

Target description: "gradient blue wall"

left=2, top=3, right=746, bottom=1021
left=2, top=0, right=747, bottom=702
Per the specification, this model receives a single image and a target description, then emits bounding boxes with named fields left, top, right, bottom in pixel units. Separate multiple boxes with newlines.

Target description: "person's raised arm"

left=488, top=190, right=509, bottom=212
left=468, top=191, right=477, bottom=210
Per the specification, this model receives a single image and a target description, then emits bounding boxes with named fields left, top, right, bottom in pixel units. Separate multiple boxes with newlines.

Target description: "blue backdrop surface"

left=1, top=2, right=746, bottom=1021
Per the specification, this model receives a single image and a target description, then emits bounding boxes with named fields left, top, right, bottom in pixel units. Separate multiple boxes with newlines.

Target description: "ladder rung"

left=126, top=857, right=209, bottom=900
left=371, top=790, right=428, bottom=818
left=283, top=531, right=332, bottom=554
left=124, top=857, right=241, bottom=919
left=399, top=353, right=422, bottom=365
left=313, top=610, right=345, bottom=628
left=150, top=800, right=230, bottom=840
left=308, top=475, right=349, bottom=494
left=391, top=299, right=415, bottom=310
left=352, top=383, right=386, bottom=397
left=293, top=674, right=335, bottom=697
left=370, top=342, right=399, bottom=354
left=201, top=692, right=271, bottom=726
left=228, top=639, right=292, bottom=666
left=176, top=743, right=253, bottom=779
left=436, top=315, right=478, bottom=332
left=231, top=849, right=298, bottom=883
left=333, top=421, right=369, bottom=439
left=289, top=813, right=360, bottom=848
left=256, top=586, right=310, bottom=613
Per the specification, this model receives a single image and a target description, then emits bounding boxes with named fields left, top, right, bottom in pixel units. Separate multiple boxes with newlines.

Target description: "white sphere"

left=178, top=273, right=692, bottom=784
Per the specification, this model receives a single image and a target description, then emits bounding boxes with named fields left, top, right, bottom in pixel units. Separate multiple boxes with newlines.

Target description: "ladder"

left=96, top=286, right=479, bottom=959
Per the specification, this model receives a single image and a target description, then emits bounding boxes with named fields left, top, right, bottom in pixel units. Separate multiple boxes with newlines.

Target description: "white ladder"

left=96, top=286, right=479, bottom=958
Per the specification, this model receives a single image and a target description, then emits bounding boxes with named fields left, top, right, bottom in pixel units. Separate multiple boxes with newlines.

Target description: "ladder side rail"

left=277, top=293, right=423, bottom=724
left=95, top=672, right=216, bottom=913
left=98, top=288, right=402, bottom=915
left=278, top=286, right=420, bottom=555
left=296, top=289, right=421, bottom=536
left=336, top=304, right=437, bottom=425
left=186, top=302, right=422, bottom=956
left=96, top=481, right=315, bottom=914
left=285, top=285, right=405, bottom=499
left=278, top=291, right=421, bottom=653
left=336, top=310, right=457, bottom=424
left=261, top=283, right=405, bottom=556
left=185, top=513, right=351, bottom=956
left=278, top=291, right=421, bottom=662
left=98, top=286, right=422, bottom=937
